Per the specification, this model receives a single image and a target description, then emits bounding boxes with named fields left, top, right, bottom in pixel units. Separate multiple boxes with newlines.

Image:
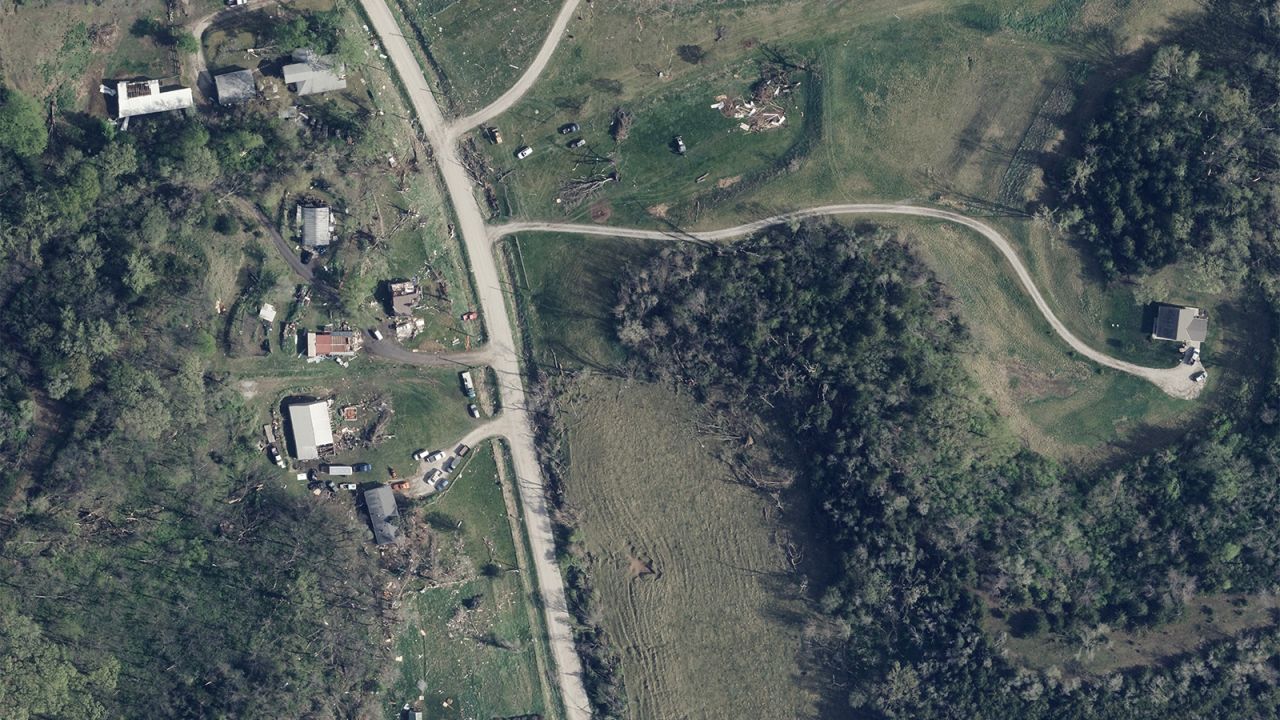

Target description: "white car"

left=371, top=328, right=384, bottom=341
left=338, top=483, right=357, bottom=491
left=426, top=450, right=445, bottom=463
left=412, top=448, right=428, bottom=461
left=515, top=145, right=533, bottom=159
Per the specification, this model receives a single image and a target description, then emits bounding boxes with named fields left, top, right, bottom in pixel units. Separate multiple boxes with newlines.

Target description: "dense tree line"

left=0, top=87, right=392, bottom=716
left=615, top=221, right=1280, bottom=718
left=1061, top=0, right=1280, bottom=293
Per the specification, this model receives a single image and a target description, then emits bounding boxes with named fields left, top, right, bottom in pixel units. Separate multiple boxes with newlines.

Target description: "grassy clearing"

left=391, top=440, right=552, bottom=719
left=1001, top=219, right=1266, bottom=373
left=388, top=0, right=560, bottom=116
left=0, top=0, right=175, bottom=109
left=505, top=232, right=658, bottom=370
left=894, top=218, right=1222, bottom=461
left=557, top=373, right=817, bottom=719
left=986, top=592, right=1280, bottom=677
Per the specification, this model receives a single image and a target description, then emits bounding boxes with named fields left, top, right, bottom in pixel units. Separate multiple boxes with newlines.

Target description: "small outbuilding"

left=300, top=204, right=333, bottom=248
left=287, top=400, right=334, bottom=461
left=389, top=280, right=420, bottom=316
left=1152, top=304, right=1208, bottom=344
left=282, top=49, right=347, bottom=96
left=306, top=330, right=361, bottom=357
left=115, top=79, right=193, bottom=119
left=364, top=485, right=402, bottom=546
left=214, top=68, right=257, bottom=105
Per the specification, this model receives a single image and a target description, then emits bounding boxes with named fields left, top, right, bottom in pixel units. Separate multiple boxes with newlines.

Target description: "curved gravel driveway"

left=494, top=204, right=1207, bottom=400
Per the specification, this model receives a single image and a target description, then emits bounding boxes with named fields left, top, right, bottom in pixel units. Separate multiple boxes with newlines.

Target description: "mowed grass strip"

left=393, top=441, right=549, bottom=719
left=561, top=374, right=816, bottom=720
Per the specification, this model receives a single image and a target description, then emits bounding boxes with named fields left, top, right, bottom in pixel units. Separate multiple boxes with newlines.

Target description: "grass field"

left=389, top=0, right=560, bottom=116
left=987, top=591, right=1280, bottom=677
left=557, top=373, right=818, bottom=719
left=472, top=0, right=1200, bottom=227
left=390, top=440, right=554, bottom=719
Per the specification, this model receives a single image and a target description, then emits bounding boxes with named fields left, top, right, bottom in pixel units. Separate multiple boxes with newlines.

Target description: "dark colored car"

left=353, top=462, right=373, bottom=472
left=567, top=138, right=586, bottom=149
left=559, top=122, right=580, bottom=134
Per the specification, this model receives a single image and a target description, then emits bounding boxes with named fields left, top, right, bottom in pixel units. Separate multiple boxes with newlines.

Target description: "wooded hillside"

left=0, top=90, right=389, bottom=717
left=615, top=221, right=1280, bottom=718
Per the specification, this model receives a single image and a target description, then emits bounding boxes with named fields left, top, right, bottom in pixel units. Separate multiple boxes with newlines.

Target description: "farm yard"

left=390, top=441, right=558, bottom=720
left=466, top=0, right=1201, bottom=229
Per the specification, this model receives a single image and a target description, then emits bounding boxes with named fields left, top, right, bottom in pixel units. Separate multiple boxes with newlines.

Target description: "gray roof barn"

left=364, top=485, right=402, bottom=546
left=214, top=69, right=257, bottom=105
left=282, top=49, right=347, bottom=96
left=1152, top=304, right=1208, bottom=343
left=301, top=205, right=332, bottom=247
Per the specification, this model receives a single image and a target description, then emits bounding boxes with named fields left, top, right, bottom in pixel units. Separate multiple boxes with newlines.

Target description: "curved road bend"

left=359, top=0, right=594, bottom=717
left=448, top=0, right=583, bottom=135
left=494, top=205, right=1206, bottom=400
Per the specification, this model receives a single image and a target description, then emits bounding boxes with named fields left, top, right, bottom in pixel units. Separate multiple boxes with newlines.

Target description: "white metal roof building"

left=115, top=80, right=193, bottom=119
left=301, top=205, right=332, bottom=247
left=287, top=400, right=334, bottom=460
left=214, top=69, right=257, bottom=105
left=282, top=49, right=347, bottom=96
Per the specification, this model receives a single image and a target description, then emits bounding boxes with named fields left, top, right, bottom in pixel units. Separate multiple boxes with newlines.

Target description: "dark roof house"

left=282, top=49, right=347, bottom=96
left=214, top=69, right=257, bottom=105
left=1152, top=304, right=1208, bottom=343
left=364, top=485, right=402, bottom=545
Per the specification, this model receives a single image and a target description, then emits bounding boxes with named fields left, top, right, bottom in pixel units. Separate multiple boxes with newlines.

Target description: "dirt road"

left=494, top=205, right=1206, bottom=400
left=358, top=0, right=594, bottom=717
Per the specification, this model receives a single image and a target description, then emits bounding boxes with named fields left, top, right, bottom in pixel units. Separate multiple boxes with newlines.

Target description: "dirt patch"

left=237, top=380, right=259, bottom=399
left=716, top=175, right=742, bottom=189
left=589, top=201, right=613, bottom=223
left=627, top=551, right=657, bottom=580
left=646, top=203, right=669, bottom=219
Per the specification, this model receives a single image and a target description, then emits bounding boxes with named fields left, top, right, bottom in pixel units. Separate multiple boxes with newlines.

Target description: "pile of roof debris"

left=711, top=64, right=800, bottom=133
